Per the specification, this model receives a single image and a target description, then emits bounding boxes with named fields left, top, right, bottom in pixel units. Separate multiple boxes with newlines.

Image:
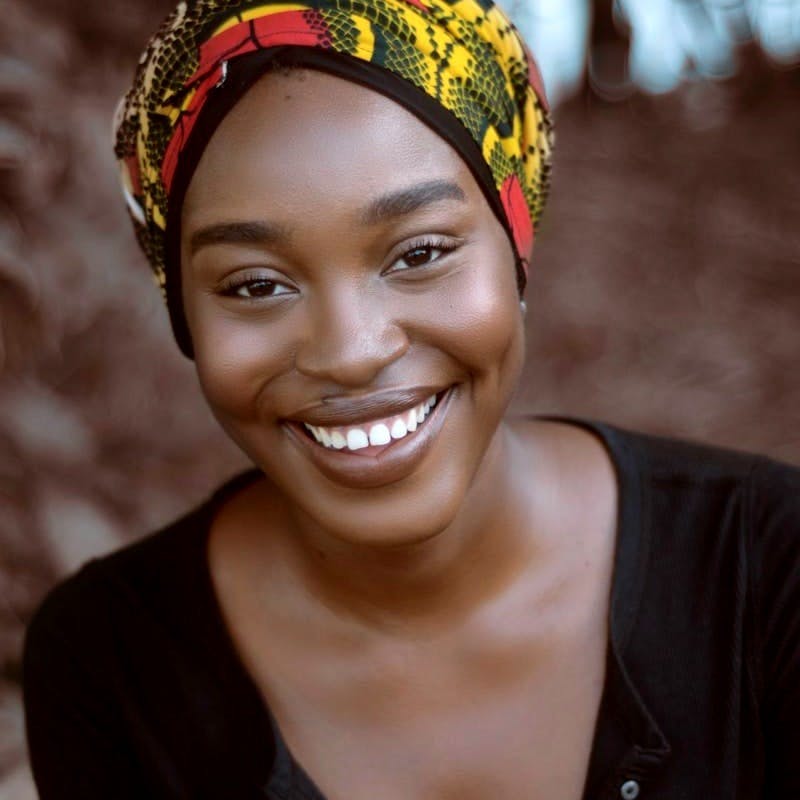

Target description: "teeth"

left=369, top=424, right=391, bottom=446
left=391, top=418, right=408, bottom=439
left=304, top=424, right=322, bottom=444
left=347, top=429, right=369, bottom=450
left=301, top=392, right=442, bottom=451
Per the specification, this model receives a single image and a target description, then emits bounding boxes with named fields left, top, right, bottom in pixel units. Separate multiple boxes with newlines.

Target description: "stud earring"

left=520, top=300, right=528, bottom=315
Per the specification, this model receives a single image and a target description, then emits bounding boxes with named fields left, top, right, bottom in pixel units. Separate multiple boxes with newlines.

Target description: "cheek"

left=189, top=304, right=294, bottom=424
left=181, top=254, right=282, bottom=423
left=409, top=252, right=525, bottom=385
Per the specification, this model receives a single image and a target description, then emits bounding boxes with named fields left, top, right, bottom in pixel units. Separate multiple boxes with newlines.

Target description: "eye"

left=387, top=237, right=457, bottom=274
left=401, top=245, right=443, bottom=268
left=218, top=273, right=295, bottom=300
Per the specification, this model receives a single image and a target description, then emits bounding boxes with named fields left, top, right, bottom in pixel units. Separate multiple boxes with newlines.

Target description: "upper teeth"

left=303, top=394, right=438, bottom=451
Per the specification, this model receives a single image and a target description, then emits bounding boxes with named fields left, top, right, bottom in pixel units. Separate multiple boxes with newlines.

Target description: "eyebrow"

left=360, top=180, right=467, bottom=226
left=189, top=220, right=291, bottom=257
left=188, top=180, right=467, bottom=256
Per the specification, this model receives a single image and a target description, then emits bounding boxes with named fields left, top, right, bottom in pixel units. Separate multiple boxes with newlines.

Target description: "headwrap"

left=114, top=0, right=554, bottom=357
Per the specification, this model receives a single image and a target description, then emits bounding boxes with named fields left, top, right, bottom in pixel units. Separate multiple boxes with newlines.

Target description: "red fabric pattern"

left=400, top=0, right=429, bottom=12
left=501, top=173, right=533, bottom=273
left=523, top=42, right=548, bottom=113
left=162, top=12, right=333, bottom=189
left=124, top=154, right=142, bottom=195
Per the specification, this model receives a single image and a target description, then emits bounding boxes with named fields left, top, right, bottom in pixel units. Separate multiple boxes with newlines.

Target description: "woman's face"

left=181, top=69, right=526, bottom=546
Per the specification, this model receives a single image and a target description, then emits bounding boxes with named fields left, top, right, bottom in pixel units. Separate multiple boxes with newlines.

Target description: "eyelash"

left=386, top=236, right=459, bottom=274
left=217, top=271, right=293, bottom=300
left=216, top=236, right=460, bottom=300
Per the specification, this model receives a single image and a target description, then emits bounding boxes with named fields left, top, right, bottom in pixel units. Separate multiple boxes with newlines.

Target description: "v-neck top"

left=23, top=419, right=800, bottom=798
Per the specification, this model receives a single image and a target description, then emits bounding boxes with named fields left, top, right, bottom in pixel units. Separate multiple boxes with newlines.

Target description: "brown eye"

left=220, top=277, right=295, bottom=299
left=237, top=280, right=280, bottom=298
left=384, top=236, right=459, bottom=276
left=402, top=246, right=441, bottom=268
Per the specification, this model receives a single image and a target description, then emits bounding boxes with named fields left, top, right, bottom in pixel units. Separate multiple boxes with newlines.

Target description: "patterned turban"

left=114, top=0, right=554, bottom=356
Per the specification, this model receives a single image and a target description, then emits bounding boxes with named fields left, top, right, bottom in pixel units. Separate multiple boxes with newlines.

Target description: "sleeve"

left=23, top=569, right=148, bottom=799
left=751, top=458, right=800, bottom=796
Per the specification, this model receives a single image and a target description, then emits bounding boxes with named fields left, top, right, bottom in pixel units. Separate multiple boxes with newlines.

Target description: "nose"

left=295, top=284, right=409, bottom=387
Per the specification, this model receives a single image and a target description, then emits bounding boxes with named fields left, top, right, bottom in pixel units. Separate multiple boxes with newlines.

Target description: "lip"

left=287, top=386, right=443, bottom=427
left=283, top=386, right=456, bottom=490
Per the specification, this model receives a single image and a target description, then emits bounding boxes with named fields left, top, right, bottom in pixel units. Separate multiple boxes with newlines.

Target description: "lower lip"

left=284, top=388, right=455, bottom=490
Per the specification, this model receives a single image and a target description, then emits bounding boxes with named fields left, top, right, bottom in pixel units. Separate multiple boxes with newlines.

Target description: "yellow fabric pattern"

left=114, top=0, right=554, bottom=296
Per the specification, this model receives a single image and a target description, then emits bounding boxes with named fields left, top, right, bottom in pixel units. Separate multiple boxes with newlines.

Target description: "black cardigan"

left=23, top=420, right=800, bottom=799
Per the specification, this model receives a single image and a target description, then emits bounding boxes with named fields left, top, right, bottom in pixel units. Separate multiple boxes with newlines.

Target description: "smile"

left=302, top=394, right=438, bottom=452
left=284, top=387, right=455, bottom=489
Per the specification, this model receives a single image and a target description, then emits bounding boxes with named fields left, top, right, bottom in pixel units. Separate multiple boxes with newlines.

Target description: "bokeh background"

left=2, top=0, right=799, bottom=794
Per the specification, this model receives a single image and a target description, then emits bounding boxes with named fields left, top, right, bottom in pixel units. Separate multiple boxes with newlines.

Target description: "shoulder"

left=531, top=414, right=764, bottom=481
left=533, top=416, right=774, bottom=529
left=542, top=418, right=800, bottom=619
left=598, top=421, right=800, bottom=673
left=594, top=420, right=761, bottom=485
left=21, top=497, right=217, bottom=790
left=596, top=420, right=800, bottom=555
left=607, top=423, right=800, bottom=550
left=24, top=510, right=199, bottom=683
left=24, top=469, right=259, bottom=668
left=23, top=469, right=275, bottom=796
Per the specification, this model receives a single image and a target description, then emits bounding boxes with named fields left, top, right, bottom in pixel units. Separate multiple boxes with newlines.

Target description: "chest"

left=206, top=426, right=618, bottom=798
left=246, top=606, right=608, bottom=800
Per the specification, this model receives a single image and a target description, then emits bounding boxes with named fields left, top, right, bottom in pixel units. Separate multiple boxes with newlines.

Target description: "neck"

left=278, top=423, right=542, bottom=632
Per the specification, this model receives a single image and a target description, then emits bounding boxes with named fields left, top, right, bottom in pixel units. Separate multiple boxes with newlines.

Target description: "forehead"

left=181, top=68, right=482, bottom=224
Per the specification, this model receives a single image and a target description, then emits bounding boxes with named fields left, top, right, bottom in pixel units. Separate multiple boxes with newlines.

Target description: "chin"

left=262, top=437, right=481, bottom=550
left=286, top=472, right=469, bottom=550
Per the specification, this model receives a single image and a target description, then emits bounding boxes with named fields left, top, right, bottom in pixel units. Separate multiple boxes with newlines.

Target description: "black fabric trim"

left=164, top=47, right=525, bottom=359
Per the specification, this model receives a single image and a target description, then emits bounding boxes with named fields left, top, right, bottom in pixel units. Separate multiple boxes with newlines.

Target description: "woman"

left=22, top=0, right=800, bottom=798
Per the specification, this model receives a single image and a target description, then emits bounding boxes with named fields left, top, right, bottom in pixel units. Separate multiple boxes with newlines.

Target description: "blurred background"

left=1, top=0, right=799, bottom=794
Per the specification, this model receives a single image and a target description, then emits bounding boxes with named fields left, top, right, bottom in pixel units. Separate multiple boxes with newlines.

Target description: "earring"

left=520, top=300, right=528, bottom=315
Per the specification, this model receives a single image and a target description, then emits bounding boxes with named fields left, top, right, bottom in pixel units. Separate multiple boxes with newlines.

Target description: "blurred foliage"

left=515, top=0, right=800, bottom=102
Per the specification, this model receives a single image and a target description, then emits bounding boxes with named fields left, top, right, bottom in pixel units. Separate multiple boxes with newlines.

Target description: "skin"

left=181, top=69, right=619, bottom=800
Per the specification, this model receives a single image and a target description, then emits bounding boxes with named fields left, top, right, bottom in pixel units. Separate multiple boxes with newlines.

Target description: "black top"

left=23, top=420, right=800, bottom=799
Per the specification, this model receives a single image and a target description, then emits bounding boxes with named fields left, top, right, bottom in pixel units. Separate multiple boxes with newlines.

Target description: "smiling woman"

left=182, top=69, right=524, bottom=528
left=21, top=1, right=800, bottom=799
